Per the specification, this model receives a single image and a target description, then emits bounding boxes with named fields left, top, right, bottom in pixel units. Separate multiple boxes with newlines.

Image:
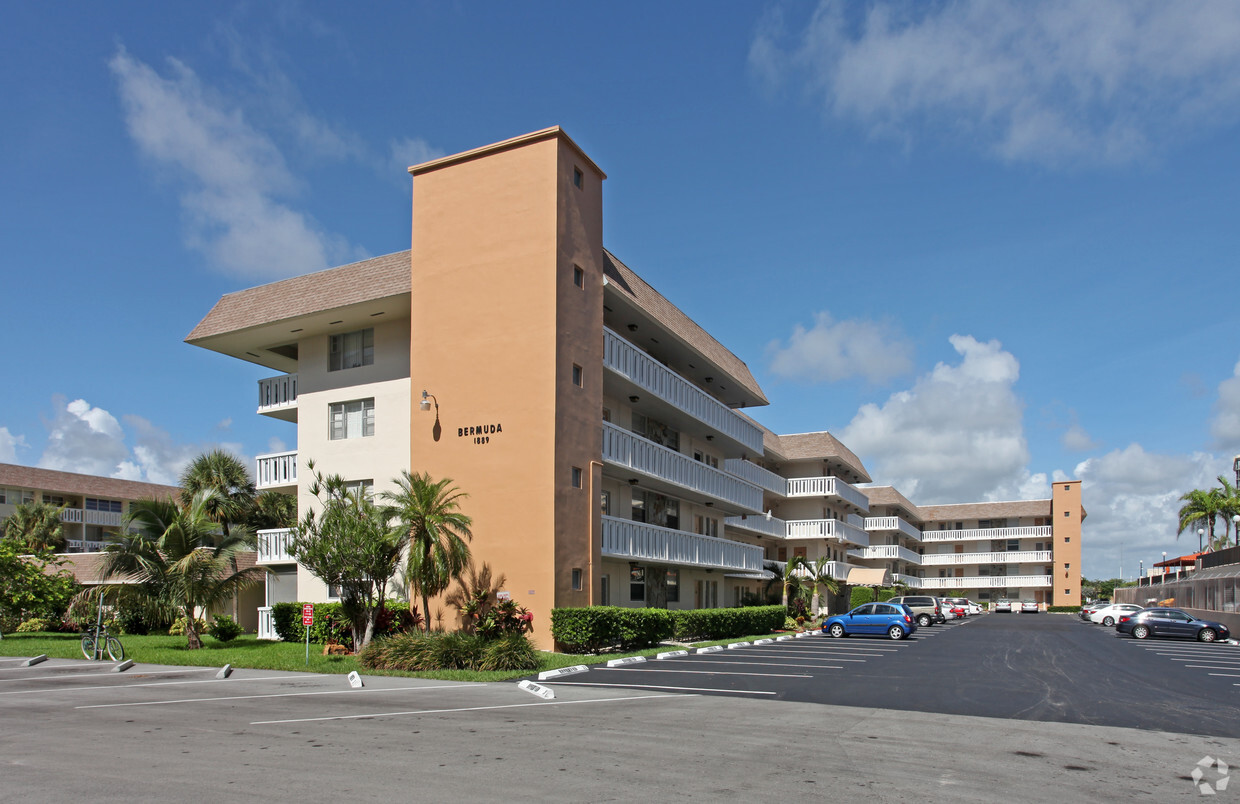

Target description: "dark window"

left=573, top=265, right=584, bottom=288
left=571, top=568, right=582, bottom=591
left=572, top=364, right=583, bottom=387
left=629, top=567, right=645, bottom=601
left=571, top=467, right=582, bottom=488
left=573, top=168, right=583, bottom=188
left=666, top=570, right=679, bottom=603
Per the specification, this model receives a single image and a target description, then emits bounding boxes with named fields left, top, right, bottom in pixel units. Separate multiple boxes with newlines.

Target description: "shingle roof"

left=0, top=463, right=179, bottom=501
left=603, top=251, right=768, bottom=406
left=769, top=432, right=871, bottom=481
left=186, top=251, right=411, bottom=341
left=52, top=550, right=259, bottom=585
left=860, top=485, right=923, bottom=519
left=918, top=499, right=1053, bottom=522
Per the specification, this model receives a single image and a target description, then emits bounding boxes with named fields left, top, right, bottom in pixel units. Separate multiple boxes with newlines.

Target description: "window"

left=1063, top=511, right=1070, bottom=517
left=85, top=498, right=123, bottom=513
left=571, top=568, right=583, bottom=591
left=629, top=567, right=645, bottom=601
left=43, top=494, right=66, bottom=506
left=571, top=467, right=583, bottom=489
left=328, top=328, right=374, bottom=371
left=600, top=575, right=610, bottom=605
left=344, top=479, right=373, bottom=497
left=573, top=167, right=583, bottom=188
left=327, top=584, right=341, bottom=599
left=602, top=407, right=611, bottom=423
left=1006, top=539, right=1019, bottom=552
left=695, top=515, right=718, bottom=538
left=573, top=265, right=584, bottom=288
left=330, top=399, right=375, bottom=440
left=600, top=490, right=611, bottom=516
left=666, top=570, right=679, bottom=603
left=1064, top=484, right=1071, bottom=491
left=1063, top=563, right=1070, bottom=569
left=777, top=547, right=787, bottom=562
left=572, top=364, right=583, bottom=387
left=1064, top=537, right=1070, bottom=542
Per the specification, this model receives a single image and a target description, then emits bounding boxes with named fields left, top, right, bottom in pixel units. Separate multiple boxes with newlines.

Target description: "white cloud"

left=766, top=311, right=913, bottom=383
left=109, top=47, right=366, bottom=279
left=0, top=427, right=28, bottom=463
left=390, top=137, right=444, bottom=175
left=1210, top=359, right=1240, bottom=450
left=751, top=1, right=1240, bottom=166
left=839, top=334, right=1028, bottom=502
left=38, top=397, right=130, bottom=477
left=1061, top=422, right=1099, bottom=452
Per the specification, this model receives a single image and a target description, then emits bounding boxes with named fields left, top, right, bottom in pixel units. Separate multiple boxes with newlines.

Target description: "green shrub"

left=169, top=616, right=208, bottom=636
left=672, top=606, right=785, bottom=641
left=850, top=587, right=875, bottom=609
left=875, top=588, right=895, bottom=603
left=271, top=601, right=416, bottom=648
left=550, top=606, right=674, bottom=654
left=1048, top=605, right=1082, bottom=613
left=358, top=631, right=537, bottom=672
left=207, top=614, right=244, bottom=642
left=16, top=618, right=49, bottom=632
left=477, top=633, right=539, bottom=671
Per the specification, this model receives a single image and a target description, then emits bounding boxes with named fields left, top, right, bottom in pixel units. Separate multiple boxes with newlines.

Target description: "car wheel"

left=887, top=625, right=906, bottom=640
left=917, top=614, right=932, bottom=627
left=1102, top=616, right=1115, bottom=627
left=1132, top=625, right=1150, bottom=639
left=1199, top=628, right=1217, bottom=643
left=829, top=623, right=846, bottom=638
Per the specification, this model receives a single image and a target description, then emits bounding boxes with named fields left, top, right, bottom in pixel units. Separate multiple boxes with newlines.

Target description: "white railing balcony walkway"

left=59, top=508, right=125, bottom=527
left=921, top=526, right=1052, bottom=543
left=893, top=573, right=923, bottom=588
left=919, top=575, right=1053, bottom=590
left=784, top=476, right=870, bottom=513
left=768, top=559, right=860, bottom=583
left=602, top=422, right=763, bottom=513
left=724, top=513, right=787, bottom=539
left=258, top=373, right=298, bottom=419
left=784, top=518, right=870, bottom=548
left=723, top=459, right=787, bottom=497
left=603, top=329, right=764, bottom=454
left=848, top=545, right=923, bottom=565
left=921, top=550, right=1053, bottom=566
left=864, top=516, right=923, bottom=542
left=65, top=540, right=105, bottom=553
left=256, top=451, right=298, bottom=490
left=257, top=607, right=281, bottom=640
left=601, top=516, right=764, bottom=572
left=59, top=508, right=84, bottom=524
left=257, top=528, right=297, bottom=564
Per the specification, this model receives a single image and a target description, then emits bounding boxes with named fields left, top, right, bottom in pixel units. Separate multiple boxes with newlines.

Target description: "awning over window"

left=847, top=567, right=890, bottom=587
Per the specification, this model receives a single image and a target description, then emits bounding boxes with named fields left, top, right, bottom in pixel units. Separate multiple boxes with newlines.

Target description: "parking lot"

left=3, top=614, right=1240, bottom=801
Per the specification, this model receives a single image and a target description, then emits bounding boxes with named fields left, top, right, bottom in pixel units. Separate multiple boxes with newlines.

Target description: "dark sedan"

left=1115, top=608, right=1231, bottom=642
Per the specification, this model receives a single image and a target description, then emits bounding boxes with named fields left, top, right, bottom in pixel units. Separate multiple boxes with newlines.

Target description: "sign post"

left=302, top=604, right=314, bottom=666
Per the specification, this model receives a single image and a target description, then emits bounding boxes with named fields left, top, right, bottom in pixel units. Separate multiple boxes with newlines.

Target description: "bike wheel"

left=80, top=635, right=96, bottom=660
left=105, top=636, right=125, bottom=662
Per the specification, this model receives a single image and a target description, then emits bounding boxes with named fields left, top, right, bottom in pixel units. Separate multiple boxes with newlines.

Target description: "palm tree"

left=1216, top=475, right=1240, bottom=550
left=2, top=501, right=66, bottom=551
left=1178, top=487, right=1224, bottom=552
left=180, top=450, right=258, bottom=617
left=808, top=557, right=843, bottom=617
left=247, top=490, right=297, bottom=532
left=780, top=555, right=811, bottom=610
left=444, top=561, right=506, bottom=634
left=382, top=471, right=473, bottom=633
left=98, top=489, right=267, bottom=649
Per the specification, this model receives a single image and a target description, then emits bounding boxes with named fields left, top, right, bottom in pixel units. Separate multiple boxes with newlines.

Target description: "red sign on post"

left=302, top=604, right=314, bottom=626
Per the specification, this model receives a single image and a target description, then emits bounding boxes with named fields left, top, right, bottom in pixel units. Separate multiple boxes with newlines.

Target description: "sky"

left=2, top=1, right=1239, bottom=581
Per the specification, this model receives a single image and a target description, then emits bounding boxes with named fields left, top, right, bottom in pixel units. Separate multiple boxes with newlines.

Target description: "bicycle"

left=81, top=624, right=125, bottom=662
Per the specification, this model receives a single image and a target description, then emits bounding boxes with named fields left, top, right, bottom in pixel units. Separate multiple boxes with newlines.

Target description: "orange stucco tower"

left=1052, top=480, right=1084, bottom=606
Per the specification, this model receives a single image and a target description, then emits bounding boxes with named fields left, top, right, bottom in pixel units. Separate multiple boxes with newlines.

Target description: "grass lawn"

left=0, top=628, right=802, bottom=682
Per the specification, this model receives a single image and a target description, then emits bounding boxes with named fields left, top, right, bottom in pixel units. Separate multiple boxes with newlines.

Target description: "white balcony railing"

left=784, top=518, right=870, bottom=548
left=918, top=575, right=1053, bottom=590
left=258, top=373, right=298, bottom=415
left=849, top=545, right=923, bottom=565
left=892, top=573, right=923, bottom=588
left=59, top=508, right=84, bottom=524
left=256, top=451, right=298, bottom=490
left=257, top=528, right=297, bottom=564
left=257, top=607, right=280, bottom=640
left=601, top=516, right=764, bottom=572
left=58, top=508, right=124, bottom=527
left=602, top=422, right=763, bottom=513
left=784, top=476, right=870, bottom=513
left=921, top=526, right=1052, bottom=543
left=724, top=513, right=787, bottom=538
left=723, top=459, right=787, bottom=496
left=65, top=540, right=105, bottom=553
left=920, top=550, right=1053, bottom=566
left=604, top=329, right=764, bottom=454
left=769, top=559, right=862, bottom=583
left=864, top=516, right=923, bottom=542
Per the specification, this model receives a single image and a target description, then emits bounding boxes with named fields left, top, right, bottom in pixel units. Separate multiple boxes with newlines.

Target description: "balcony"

left=256, top=451, right=298, bottom=491
left=921, top=550, right=1053, bottom=566
left=601, top=516, right=764, bottom=572
left=603, top=328, right=764, bottom=454
left=864, top=516, right=923, bottom=542
left=848, top=545, right=923, bottom=565
left=784, top=476, right=869, bottom=513
left=724, top=513, right=787, bottom=539
left=257, top=607, right=280, bottom=640
left=723, top=459, right=787, bottom=497
left=257, top=528, right=297, bottom=564
left=892, top=573, right=923, bottom=588
left=784, top=517, right=870, bottom=548
left=65, top=540, right=105, bottom=553
left=921, top=526, right=1052, bottom=543
left=919, top=575, right=1053, bottom=590
left=602, top=422, right=763, bottom=514
left=59, top=508, right=125, bottom=527
left=258, top=373, right=298, bottom=421
left=767, top=559, right=862, bottom=583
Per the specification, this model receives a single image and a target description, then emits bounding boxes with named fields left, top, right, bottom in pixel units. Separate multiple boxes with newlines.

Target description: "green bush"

left=671, top=606, right=785, bottom=641
left=271, top=601, right=416, bottom=648
left=875, top=588, right=895, bottom=603
left=169, top=616, right=208, bottom=636
left=850, top=587, right=875, bottom=609
left=1047, top=605, right=1082, bottom=613
left=550, top=606, right=674, bottom=654
left=207, top=614, right=244, bottom=642
left=478, top=633, right=539, bottom=671
left=357, top=631, right=538, bottom=672
left=16, top=618, right=49, bottom=632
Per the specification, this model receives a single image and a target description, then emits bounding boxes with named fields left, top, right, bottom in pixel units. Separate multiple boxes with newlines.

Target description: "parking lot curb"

left=216, top=664, right=233, bottom=679
left=606, top=656, right=646, bottom=667
left=695, top=646, right=723, bottom=654
left=112, top=660, right=134, bottom=673
left=517, top=679, right=555, bottom=699
left=753, top=638, right=774, bottom=645
left=726, top=642, right=751, bottom=650
left=21, top=654, right=48, bottom=667
left=655, top=651, right=688, bottom=660
left=539, top=665, right=589, bottom=680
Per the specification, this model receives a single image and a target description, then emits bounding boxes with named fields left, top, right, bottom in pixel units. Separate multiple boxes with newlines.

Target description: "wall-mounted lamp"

left=628, top=478, right=639, bottom=486
left=420, top=390, right=442, bottom=442
left=629, top=561, right=638, bottom=570
left=627, top=324, right=638, bottom=332
left=765, top=510, right=772, bottom=521
left=629, top=395, right=640, bottom=404
left=704, top=435, right=714, bottom=441
left=704, top=502, right=714, bottom=507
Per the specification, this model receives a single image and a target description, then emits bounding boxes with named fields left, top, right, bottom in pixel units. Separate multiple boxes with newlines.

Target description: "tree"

left=246, top=490, right=297, bottom=532
left=2, top=501, right=67, bottom=552
left=0, top=540, right=78, bottom=629
left=1216, top=475, right=1240, bottom=550
left=1178, top=487, right=1224, bottom=552
left=290, top=467, right=404, bottom=651
left=98, top=490, right=267, bottom=649
left=444, top=561, right=506, bottom=635
left=807, top=557, right=842, bottom=616
left=382, top=471, right=473, bottom=634
left=180, top=449, right=258, bottom=618
left=780, top=555, right=811, bottom=611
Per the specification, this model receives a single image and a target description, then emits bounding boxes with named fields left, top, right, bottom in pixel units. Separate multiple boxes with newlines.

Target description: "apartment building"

left=186, top=127, right=1085, bottom=645
left=0, top=463, right=178, bottom=552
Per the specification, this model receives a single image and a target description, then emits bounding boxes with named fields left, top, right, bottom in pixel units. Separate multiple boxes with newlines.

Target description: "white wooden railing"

left=849, top=545, right=923, bottom=564
left=603, top=329, right=764, bottom=453
left=58, top=508, right=124, bottom=527
left=257, top=528, right=297, bottom=564
left=919, top=575, right=1053, bottom=590
left=921, top=526, right=1052, bottom=543
left=65, top=540, right=105, bottom=553
left=256, top=451, right=298, bottom=490
left=769, top=559, right=862, bottom=582
left=602, top=423, right=763, bottom=513
left=784, top=476, right=870, bottom=513
left=892, top=573, right=923, bottom=588
left=724, top=513, right=787, bottom=538
left=257, top=607, right=280, bottom=640
left=920, top=550, right=1053, bottom=566
left=784, top=518, right=870, bottom=547
left=723, top=459, right=787, bottom=496
left=864, top=516, right=923, bottom=541
left=601, top=516, right=764, bottom=572
left=258, top=373, right=298, bottom=413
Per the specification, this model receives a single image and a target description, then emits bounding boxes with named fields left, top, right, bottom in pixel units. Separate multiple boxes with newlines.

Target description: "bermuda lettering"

left=457, top=422, right=503, bottom=444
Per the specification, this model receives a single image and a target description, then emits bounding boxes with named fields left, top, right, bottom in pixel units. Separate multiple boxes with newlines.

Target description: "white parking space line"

left=2, top=668, right=205, bottom=683
left=1209, top=673, right=1240, bottom=678
left=76, top=683, right=476, bottom=710
left=641, top=659, right=845, bottom=670
left=0, top=662, right=88, bottom=672
left=0, top=674, right=328, bottom=697
left=1167, top=656, right=1240, bottom=664
left=1182, top=665, right=1240, bottom=671
left=600, top=668, right=812, bottom=678
left=738, top=645, right=897, bottom=655
left=250, top=693, right=692, bottom=725
left=545, top=681, right=777, bottom=696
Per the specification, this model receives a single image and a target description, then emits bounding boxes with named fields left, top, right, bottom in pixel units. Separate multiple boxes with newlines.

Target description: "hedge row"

left=271, top=601, right=417, bottom=648
left=550, top=605, right=785, bottom=654
left=1047, top=605, right=1082, bottom=613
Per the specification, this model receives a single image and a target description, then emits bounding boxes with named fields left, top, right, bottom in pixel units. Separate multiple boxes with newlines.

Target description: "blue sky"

left=3, top=1, right=1239, bottom=580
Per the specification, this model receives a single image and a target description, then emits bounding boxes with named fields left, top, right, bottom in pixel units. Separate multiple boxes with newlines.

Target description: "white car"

left=966, top=601, right=982, bottom=615
left=1021, top=599, right=1039, bottom=613
left=1089, top=603, right=1143, bottom=626
left=994, top=599, right=1013, bottom=613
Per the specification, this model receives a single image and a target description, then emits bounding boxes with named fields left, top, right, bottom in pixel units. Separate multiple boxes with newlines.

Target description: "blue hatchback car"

left=823, top=602, right=918, bottom=640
